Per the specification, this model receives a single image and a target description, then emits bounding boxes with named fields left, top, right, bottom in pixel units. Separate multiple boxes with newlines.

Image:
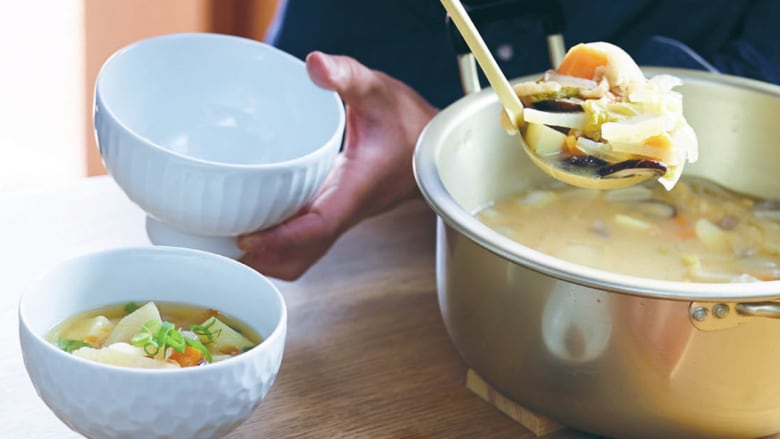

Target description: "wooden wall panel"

left=211, top=0, right=281, bottom=41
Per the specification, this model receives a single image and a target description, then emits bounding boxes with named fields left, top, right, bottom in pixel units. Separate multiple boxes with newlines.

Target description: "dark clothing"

left=272, top=0, right=780, bottom=109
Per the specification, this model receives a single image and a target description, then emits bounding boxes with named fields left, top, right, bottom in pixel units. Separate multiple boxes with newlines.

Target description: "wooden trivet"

left=467, top=369, right=780, bottom=439
left=466, top=369, right=564, bottom=437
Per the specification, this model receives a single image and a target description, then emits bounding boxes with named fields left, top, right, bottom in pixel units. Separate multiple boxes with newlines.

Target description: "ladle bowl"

left=441, top=0, right=662, bottom=190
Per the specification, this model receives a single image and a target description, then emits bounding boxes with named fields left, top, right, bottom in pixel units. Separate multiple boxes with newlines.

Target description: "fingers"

left=238, top=51, right=437, bottom=280
left=305, top=51, right=341, bottom=90
left=305, top=51, right=382, bottom=107
left=238, top=210, right=334, bottom=280
left=238, top=160, right=368, bottom=280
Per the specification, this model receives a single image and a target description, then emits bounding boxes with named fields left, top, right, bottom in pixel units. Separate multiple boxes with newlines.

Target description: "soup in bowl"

left=18, top=246, right=286, bottom=439
left=48, top=300, right=263, bottom=369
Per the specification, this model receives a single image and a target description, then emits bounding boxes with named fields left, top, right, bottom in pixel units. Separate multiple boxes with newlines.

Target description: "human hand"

left=238, top=51, right=438, bottom=280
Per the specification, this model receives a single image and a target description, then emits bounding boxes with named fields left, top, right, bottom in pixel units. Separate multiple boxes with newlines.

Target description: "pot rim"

left=414, top=67, right=780, bottom=302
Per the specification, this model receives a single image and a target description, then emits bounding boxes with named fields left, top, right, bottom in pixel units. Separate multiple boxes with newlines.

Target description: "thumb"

left=305, top=51, right=380, bottom=105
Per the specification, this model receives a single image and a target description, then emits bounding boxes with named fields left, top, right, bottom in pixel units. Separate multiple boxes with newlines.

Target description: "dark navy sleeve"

left=710, top=0, right=780, bottom=84
left=270, top=0, right=780, bottom=106
left=629, top=0, right=780, bottom=84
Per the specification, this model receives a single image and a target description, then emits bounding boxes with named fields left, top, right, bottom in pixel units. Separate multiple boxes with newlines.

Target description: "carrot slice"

left=564, top=132, right=581, bottom=156
left=672, top=214, right=697, bottom=239
left=169, top=345, right=203, bottom=367
left=645, top=133, right=672, bottom=148
left=556, top=44, right=609, bottom=80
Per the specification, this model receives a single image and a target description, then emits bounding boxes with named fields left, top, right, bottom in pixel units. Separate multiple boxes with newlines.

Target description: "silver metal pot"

left=413, top=67, right=780, bottom=438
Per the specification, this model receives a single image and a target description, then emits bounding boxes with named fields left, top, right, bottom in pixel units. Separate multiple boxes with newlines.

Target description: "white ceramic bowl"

left=94, top=33, right=345, bottom=258
left=19, top=247, right=287, bottom=439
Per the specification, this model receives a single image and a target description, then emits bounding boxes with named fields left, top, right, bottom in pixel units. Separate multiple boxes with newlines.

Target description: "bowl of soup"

left=18, top=246, right=287, bottom=439
left=94, top=32, right=345, bottom=258
left=414, top=68, right=780, bottom=438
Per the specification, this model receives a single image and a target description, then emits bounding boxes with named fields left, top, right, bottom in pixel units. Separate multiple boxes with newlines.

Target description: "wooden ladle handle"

left=440, top=0, right=525, bottom=130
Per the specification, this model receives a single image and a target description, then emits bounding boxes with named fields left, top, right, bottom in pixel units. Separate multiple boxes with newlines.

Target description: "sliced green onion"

left=167, top=328, right=186, bottom=353
left=131, top=320, right=162, bottom=356
left=143, top=343, right=159, bottom=356
left=190, top=317, right=221, bottom=344
left=155, top=322, right=173, bottom=349
left=130, top=332, right=153, bottom=346
left=123, top=301, right=140, bottom=314
left=130, top=319, right=213, bottom=363
left=57, top=339, right=93, bottom=353
left=185, top=337, right=213, bottom=363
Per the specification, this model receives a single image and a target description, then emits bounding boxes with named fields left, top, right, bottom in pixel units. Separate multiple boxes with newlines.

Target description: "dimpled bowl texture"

left=94, top=33, right=345, bottom=257
left=19, top=247, right=287, bottom=439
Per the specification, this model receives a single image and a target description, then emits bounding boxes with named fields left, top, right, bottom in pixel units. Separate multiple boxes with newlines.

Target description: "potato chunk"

left=202, top=318, right=255, bottom=355
left=59, top=315, right=114, bottom=347
left=695, top=218, right=730, bottom=251
left=73, top=343, right=179, bottom=369
left=524, top=122, right=566, bottom=156
left=104, top=302, right=162, bottom=345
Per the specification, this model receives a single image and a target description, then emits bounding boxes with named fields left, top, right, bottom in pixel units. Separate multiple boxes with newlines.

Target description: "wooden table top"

left=1, top=176, right=588, bottom=438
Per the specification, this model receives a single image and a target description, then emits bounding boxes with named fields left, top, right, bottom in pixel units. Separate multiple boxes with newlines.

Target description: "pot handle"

left=445, top=0, right=567, bottom=95
left=689, top=301, right=780, bottom=330
left=735, top=302, right=780, bottom=318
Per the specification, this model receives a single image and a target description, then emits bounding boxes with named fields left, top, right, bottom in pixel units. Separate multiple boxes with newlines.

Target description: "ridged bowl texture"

left=94, top=33, right=345, bottom=238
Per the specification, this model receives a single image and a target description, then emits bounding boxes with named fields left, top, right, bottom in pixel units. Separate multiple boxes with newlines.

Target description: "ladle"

left=440, top=0, right=665, bottom=190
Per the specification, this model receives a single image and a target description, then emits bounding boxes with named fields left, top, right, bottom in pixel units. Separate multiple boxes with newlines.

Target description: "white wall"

left=0, top=1, right=85, bottom=193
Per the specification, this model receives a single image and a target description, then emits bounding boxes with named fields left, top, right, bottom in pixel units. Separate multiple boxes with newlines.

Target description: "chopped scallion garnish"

left=130, top=319, right=213, bottom=364
left=123, top=301, right=140, bottom=314
left=190, top=317, right=221, bottom=344
left=57, top=339, right=93, bottom=353
left=185, top=337, right=212, bottom=363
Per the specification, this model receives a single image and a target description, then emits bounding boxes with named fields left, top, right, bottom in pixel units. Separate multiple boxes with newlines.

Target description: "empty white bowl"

left=19, top=246, right=287, bottom=439
left=94, top=33, right=345, bottom=258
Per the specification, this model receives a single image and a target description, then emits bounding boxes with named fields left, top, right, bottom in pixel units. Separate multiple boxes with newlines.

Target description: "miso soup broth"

left=476, top=177, right=780, bottom=282
left=47, top=301, right=262, bottom=369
